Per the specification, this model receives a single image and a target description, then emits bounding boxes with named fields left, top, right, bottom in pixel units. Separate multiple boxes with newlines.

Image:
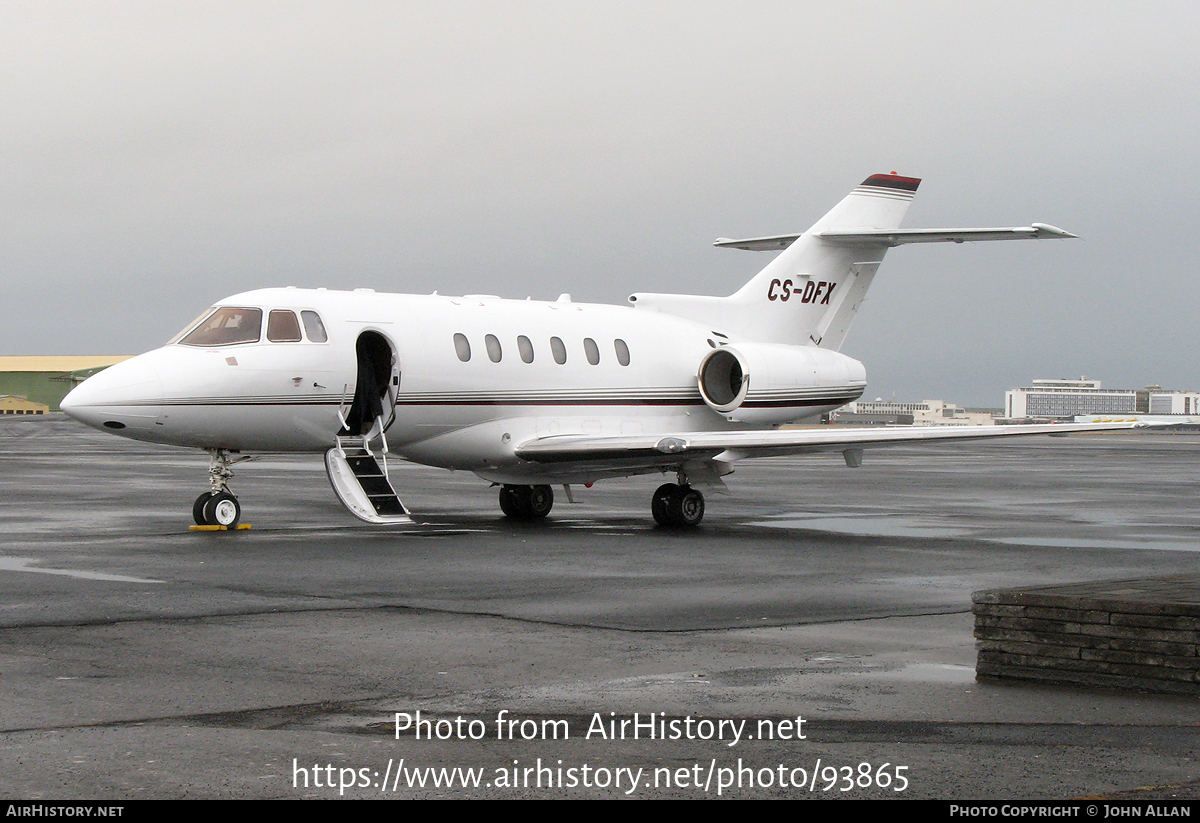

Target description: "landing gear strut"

left=499, top=484, right=554, bottom=519
left=651, top=482, right=704, bottom=527
left=192, top=449, right=248, bottom=527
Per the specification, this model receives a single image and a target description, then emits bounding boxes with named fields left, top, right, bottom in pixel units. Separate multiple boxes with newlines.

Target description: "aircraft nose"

left=61, top=355, right=163, bottom=433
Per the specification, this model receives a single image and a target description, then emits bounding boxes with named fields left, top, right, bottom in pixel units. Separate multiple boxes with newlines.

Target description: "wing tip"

left=1030, top=222, right=1079, bottom=239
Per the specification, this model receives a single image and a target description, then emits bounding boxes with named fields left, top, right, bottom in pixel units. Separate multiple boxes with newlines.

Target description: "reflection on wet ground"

left=755, top=512, right=1200, bottom=551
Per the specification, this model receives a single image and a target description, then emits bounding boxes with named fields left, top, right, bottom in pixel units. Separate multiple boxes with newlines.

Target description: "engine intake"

left=698, top=348, right=749, bottom=412
left=696, top=343, right=865, bottom=425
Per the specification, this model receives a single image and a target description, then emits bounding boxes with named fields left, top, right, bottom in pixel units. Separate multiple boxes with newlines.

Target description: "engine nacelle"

left=697, top=343, right=866, bottom=425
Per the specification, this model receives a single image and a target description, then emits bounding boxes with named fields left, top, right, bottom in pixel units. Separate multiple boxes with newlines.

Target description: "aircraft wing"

left=515, top=422, right=1145, bottom=464
left=713, top=223, right=1076, bottom=251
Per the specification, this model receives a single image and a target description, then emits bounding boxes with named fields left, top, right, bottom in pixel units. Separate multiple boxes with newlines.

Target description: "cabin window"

left=178, top=307, right=263, bottom=347
left=550, top=336, right=567, bottom=364
left=267, top=310, right=302, bottom=342
left=583, top=337, right=600, bottom=365
left=614, top=338, right=630, bottom=366
left=453, top=333, right=471, bottom=362
left=301, top=311, right=328, bottom=343
left=485, top=334, right=502, bottom=363
left=517, top=335, right=534, bottom=363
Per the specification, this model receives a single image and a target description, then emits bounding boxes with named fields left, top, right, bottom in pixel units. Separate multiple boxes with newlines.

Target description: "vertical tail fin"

left=726, top=173, right=919, bottom=348
left=632, top=174, right=1069, bottom=350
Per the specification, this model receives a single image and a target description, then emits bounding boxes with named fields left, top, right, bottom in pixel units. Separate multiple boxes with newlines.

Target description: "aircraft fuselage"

left=62, top=173, right=1095, bottom=528
left=63, top=286, right=867, bottom=485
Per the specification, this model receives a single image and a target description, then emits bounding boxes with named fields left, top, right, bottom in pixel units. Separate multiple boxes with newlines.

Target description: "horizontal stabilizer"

left=715, top=223, right=1076, bottom=251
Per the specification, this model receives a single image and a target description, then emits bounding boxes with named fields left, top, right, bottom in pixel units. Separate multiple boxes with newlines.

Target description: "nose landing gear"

left=192, top=449, right=250, bottom=527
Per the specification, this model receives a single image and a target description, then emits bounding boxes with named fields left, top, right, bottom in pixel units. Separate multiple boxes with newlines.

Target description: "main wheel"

left=499, top=485, right=554, bottom=519
left=651, top=483, right=678, bottom=526
left=202, top=492, right=241, bottom=527
left=193, top=492, right=215, bottom=526
left=526, top=485, right=553, bottom=518
left=668, top=485, right=704, bottom=527
left=499, top=485, right=528, bottom=518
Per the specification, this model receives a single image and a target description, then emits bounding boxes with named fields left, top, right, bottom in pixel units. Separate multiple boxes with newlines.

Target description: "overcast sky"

left=3, top=1, right=1197, bottom=406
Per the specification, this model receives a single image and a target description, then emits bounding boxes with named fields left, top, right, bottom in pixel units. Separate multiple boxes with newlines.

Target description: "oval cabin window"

left=583, top=337, right=600, bottom=365
left=614, top=338, right=630, bottom=366
left=485, top=334, right=503, bottom=363
left=517, top=335, right=534, bottom=363
left=453, top=333, right=471, bottom=362
left=550, top=337, right=567, bottom=364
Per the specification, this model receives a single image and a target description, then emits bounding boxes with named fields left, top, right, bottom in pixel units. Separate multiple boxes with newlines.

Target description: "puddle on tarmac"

left=991, top=537, right=1200, bottom=553
left=752, top=514, right=970, bottom=539
left=873, top=662, right=977, bottom=684
left=754, top=513, right=1200, bottom=552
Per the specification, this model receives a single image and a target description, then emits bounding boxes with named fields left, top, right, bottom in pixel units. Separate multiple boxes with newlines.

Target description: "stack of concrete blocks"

left=973, top=576, right=1199, bottom=695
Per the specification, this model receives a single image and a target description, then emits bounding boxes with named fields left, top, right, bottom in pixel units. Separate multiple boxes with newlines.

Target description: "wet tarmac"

left=2, top=415, right=1198, bottom=799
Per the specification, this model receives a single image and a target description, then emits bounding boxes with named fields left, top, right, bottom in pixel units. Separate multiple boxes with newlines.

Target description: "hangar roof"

left=0, top=356, right=132, bottom=373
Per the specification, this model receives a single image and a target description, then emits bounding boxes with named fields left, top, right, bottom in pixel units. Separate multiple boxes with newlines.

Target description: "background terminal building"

left=1005, top=377, right=1200, bottom=422
left=1005, top=378, right=1144, bottom=420
left=832, top=399, right=996, bottom=426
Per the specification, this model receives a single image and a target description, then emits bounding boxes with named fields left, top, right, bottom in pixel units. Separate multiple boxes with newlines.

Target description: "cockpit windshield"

left=177, top=307, right=263, bottom=347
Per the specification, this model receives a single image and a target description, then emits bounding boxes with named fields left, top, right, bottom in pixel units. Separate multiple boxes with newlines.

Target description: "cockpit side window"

left=301, top=310, right=328, bottom=343
left=267, top=310, right=303, bottom=342
left=178, top=307, right=263, bottom=347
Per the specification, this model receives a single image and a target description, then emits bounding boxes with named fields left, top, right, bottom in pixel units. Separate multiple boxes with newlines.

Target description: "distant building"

left=835, top=399, right=994, bottom=426
left=0, top=356, right=131, bottom=411
left=1148, top=390, right=1200, bottom=415
left=1005, top=378, right=1146, bottom=420
left=0, top=395, right=49, bottom=415
left=1074, top=389, right=1200, bottom=426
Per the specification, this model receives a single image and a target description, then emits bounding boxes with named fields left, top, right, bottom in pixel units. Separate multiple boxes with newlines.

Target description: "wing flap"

left=516, top=422, right=1145, bottom=463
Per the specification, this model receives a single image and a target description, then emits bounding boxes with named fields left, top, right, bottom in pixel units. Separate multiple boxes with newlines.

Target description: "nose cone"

left=62, top=354, right=163, bottom=435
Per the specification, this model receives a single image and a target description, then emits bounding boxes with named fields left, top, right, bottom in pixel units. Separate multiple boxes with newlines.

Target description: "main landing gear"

left=651, top=482, right=705, bottom=527
left=496, top=478, right=705, bottom=526
left=499, top=484, right=554, bottom=520
left=192, top=449, right=249, bottom=527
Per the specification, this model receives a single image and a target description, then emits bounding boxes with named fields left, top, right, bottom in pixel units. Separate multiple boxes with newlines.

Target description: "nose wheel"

left=651, top=483, right=704, bottom=527
left=193, top=492, right=213, bottom=525
left=193, top=491, right=242, bottom=527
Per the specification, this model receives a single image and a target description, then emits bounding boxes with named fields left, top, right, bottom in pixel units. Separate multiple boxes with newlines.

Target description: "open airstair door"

left=325, top=331, right=412, bottom=524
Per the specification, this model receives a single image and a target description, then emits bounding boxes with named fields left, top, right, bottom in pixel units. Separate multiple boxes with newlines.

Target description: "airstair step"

left=369, top=496, right=408, bottom=516
left=324, top=438, right=411, bottom=525
left=358, top=474, right=395, bottom=496
left=347, top=455, right=385, bottom=477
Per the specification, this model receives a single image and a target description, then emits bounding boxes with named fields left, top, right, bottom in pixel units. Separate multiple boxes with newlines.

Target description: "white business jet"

left=61, top=173, right=1121, bottom=528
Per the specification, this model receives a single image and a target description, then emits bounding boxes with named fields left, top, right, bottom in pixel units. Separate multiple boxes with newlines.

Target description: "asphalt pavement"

left=2, top=415, right=1198, bottom=799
